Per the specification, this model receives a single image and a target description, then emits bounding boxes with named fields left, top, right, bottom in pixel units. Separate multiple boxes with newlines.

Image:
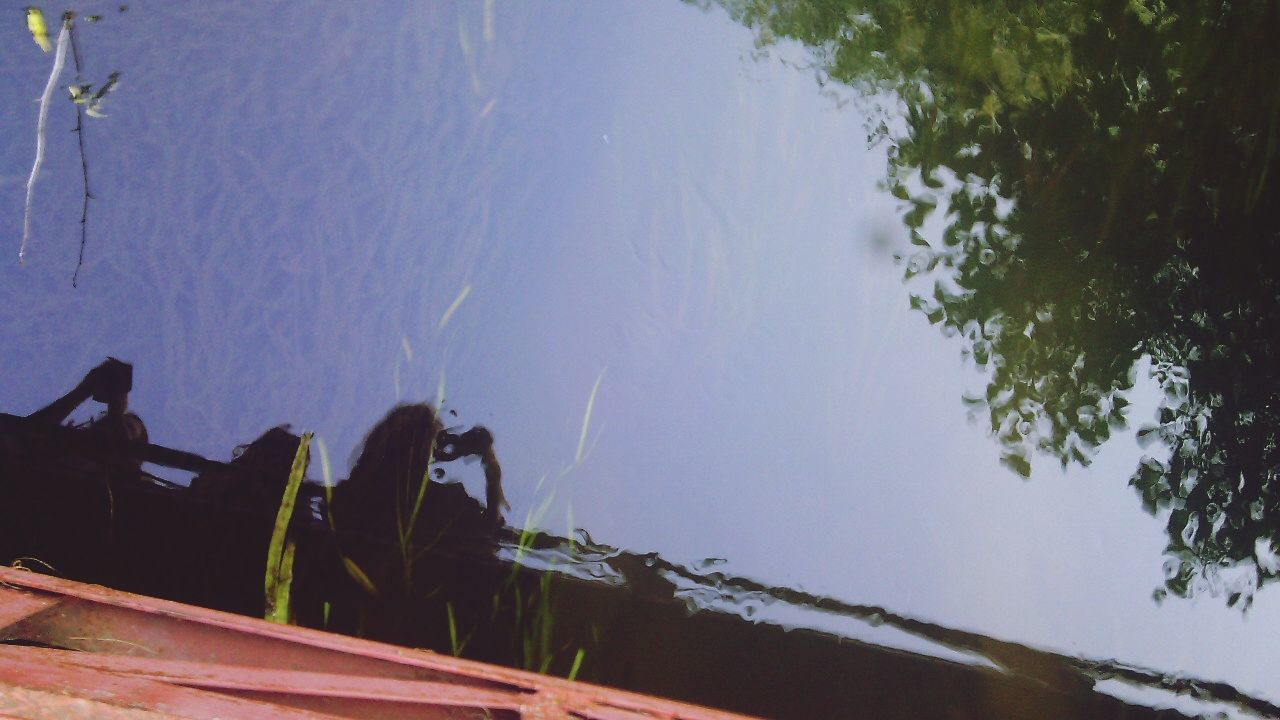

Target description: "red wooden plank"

left=212, top=692, right=518, bottom=720
left=0, top=681, right=181, bottom=720
left=0, top=566, right=758, bottom=720
left=0, top=647, right=525, bottom=710
left=12, top=596, right=494, bottom=684
left=0, top=652, right=349, bottom=720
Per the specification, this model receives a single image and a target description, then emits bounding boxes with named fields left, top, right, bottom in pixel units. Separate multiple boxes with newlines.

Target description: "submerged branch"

left=68, top=20, right=92, bottom=287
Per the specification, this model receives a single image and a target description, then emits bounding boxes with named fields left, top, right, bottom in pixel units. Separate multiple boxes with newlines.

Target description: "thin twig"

left=20, top=21, right=70, bottom=264
left=68, top=19, right=92, bottom=287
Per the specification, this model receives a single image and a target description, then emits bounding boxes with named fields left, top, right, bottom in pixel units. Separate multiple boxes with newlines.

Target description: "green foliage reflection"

left=700, top=0, right=1280, bottom=606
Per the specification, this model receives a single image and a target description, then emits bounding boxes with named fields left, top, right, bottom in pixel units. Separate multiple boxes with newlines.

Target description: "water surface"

left=3, top=1, right=1278, bottom=715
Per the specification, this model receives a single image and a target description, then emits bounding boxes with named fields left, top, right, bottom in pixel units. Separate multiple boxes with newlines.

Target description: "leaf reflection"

left=702, top=0, right=1280, bottom=606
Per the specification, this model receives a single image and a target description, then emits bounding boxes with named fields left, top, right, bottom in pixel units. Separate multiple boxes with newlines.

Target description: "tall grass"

left=501, top=371, right=607, bottom=676
left=498, top=479, right=591, bottom=678
left=265, top=373, right=600, bottom=679
left=318, top=436, right=380, bottom=597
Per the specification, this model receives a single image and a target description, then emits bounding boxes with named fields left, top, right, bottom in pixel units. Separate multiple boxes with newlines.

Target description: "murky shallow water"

left=3, top=2, right=1279, bottom=717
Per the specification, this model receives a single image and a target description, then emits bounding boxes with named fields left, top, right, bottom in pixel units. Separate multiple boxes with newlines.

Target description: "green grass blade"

left=567, top=648, right=586, bottom=681
left=265, top=432, right=311, bottom=624
left=447, top=601, right=461, bottom=656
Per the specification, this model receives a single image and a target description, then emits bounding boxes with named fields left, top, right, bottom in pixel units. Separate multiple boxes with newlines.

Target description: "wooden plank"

left=0, top=652, right=351, bottom=720
left=0, top=567, right=757, bottom=720
left=0, top=681, right=181, bottom=720
left=0, top=647, right=525, bottom=710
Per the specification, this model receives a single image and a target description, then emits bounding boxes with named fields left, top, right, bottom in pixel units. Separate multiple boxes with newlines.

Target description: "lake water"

left=3, top=2, right=1279, bottom=717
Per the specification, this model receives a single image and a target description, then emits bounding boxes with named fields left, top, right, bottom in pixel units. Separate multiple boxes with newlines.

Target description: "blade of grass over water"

left=272, top=540, right=297, bottom=622
left=575, top=368, right=606, bottom=465
left=447, top=601, right=460, bottom=655
left=265, top=431, right=311, bottom=624
left=437, top=283, right=472, bottom=331
left=316, top=436, right=336, bottom=532
left=398, top=424, right=438, bottom=587
left=400, top=464, right=434, bottom=587
left=341, top=556, right=379, bottom=597
left=566, top=500, right=576, bottom=551
left=483, top=0, right=495, bottom=43
left=567, top=648, right=586, bottom=681
left=533, top=572, right=554, bottom=673
left=315, top=436, right=333, bottom=487
left=316, top=434, right=379, bottom=597
left=513, top=482, right=556, bottom=567
left=446, top=601, right=473, bottom=657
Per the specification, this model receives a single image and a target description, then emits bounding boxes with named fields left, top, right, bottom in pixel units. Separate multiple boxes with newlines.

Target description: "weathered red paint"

left=0, top=566, right=759, bottom=720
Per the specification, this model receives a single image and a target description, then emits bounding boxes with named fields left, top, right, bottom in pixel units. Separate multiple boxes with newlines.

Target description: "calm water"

left=3, top=1, right=1279, bottom=716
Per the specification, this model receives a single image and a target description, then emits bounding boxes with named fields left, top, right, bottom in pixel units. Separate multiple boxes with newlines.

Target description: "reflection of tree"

left=701, top=0, right=1280, bottom=605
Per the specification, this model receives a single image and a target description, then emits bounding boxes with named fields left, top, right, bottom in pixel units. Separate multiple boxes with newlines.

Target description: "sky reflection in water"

left=2, top=0, right=1278, bottom=710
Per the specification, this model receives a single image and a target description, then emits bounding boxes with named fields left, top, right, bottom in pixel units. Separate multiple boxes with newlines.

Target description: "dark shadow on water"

left=1, top=360, right=1275, bottom=718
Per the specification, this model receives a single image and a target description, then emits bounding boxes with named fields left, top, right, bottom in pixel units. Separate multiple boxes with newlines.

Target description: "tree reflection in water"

left=698, top=0, right=1280, bottom=606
